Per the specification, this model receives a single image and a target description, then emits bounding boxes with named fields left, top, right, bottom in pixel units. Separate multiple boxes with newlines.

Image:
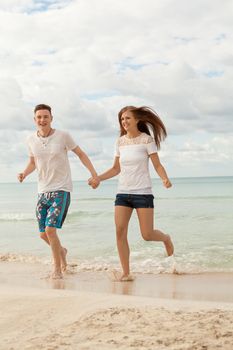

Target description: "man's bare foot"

left=51, top=271, right=63, bottom=279
left=60, top=247, right=67, bottom=272
left=164, top=235, right=174, bottom=256
left=111, top=270, right=135, bottom=282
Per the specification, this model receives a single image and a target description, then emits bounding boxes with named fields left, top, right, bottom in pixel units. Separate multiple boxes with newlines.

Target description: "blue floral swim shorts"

left=36, top=191, right=70, bottom=232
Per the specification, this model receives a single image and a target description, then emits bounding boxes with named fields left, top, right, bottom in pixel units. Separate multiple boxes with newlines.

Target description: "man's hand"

left=88, top=176, right=100, bottom=189
left=17, top=173, right=26, bottom=183
left=162, top=178, right=172, bottom=188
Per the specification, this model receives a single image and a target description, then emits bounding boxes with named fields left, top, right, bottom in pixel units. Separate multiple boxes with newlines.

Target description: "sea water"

left=0, top=177, right=232, bottom=273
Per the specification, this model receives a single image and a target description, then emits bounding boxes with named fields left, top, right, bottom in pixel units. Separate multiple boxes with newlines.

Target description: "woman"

left=89, top=106, right=174, bottom=281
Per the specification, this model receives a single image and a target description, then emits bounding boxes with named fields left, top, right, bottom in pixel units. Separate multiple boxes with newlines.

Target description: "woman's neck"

left=126, top=130, right=141, bottom=139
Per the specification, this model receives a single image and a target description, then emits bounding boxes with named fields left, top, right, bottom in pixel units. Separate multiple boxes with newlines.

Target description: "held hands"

left=88, top=176, right=100, bottom=189
left=17, top=173, right=26, bottom=183
left=162, top=178, right=172, bottom=188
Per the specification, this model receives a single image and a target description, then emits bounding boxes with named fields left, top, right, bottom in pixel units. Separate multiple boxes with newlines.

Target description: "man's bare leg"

left=45, top=227, right=63, bottom=279
left=40, top=231, right=67, bottom=271
left=60, top=247, right=67, bottom=272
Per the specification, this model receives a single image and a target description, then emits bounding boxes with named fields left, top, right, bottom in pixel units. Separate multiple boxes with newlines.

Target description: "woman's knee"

left=141, top=231, right=152, bottom=241
left=116, top=226, right=127, bottom=240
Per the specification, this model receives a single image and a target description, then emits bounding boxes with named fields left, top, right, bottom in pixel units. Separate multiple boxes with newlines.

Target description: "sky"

left=0, top=0, right=233, bottom=182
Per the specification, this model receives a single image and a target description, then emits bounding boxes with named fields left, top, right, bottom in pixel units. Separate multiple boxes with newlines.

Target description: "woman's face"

left=120, top=110, right=138, bottom=132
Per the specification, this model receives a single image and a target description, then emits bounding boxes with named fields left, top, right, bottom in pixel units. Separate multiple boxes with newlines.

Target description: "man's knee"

left=40, top=232, right=47, bottom=240
left=46, top=226, right=56, bottom=235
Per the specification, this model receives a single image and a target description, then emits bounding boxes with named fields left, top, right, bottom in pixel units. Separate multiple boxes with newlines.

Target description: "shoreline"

left=1, top=261, right=233, bottom=349
left=1, top=261, right=233, bottom=303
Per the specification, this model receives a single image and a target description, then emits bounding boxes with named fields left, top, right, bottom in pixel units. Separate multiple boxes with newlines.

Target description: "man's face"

left=34, top=109, right=52, bottom=130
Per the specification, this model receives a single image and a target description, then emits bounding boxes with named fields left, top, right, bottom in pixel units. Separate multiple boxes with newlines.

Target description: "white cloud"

left=0, top=0, right=232, bottom=181
left=160, top=134, right=233, bottom=177
left=0, top=0, right=73, bottom=13
left=0, top=78, right=32, bottom=130
left=0, top=0, right=32, bottom=12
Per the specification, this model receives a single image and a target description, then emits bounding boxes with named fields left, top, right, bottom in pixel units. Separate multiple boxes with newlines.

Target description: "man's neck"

left=37, top=128, right=53, bottom=138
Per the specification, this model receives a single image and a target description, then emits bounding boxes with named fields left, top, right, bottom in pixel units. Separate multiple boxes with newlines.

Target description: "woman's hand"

left=88, top=176, right=100, bottom=189
left=162, top=178, right=172, bottom=188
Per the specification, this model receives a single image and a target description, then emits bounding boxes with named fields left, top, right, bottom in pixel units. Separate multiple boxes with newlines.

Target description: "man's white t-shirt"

left=27, top=130, right=77, bottom=193
left=115, top=132, right=157, bottom=195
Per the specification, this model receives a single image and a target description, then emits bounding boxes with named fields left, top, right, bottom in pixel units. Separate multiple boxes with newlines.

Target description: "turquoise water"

left=0, top=177, right=232, bottom=273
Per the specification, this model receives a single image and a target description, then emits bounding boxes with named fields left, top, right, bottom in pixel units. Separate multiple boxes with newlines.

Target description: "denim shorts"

left=36, top=191, right=70, bottom=232
left=115, top=193, right=154, bottom=209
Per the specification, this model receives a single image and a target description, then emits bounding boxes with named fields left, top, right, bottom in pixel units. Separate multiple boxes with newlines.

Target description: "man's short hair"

left=34, top=104, right=52, bottom=114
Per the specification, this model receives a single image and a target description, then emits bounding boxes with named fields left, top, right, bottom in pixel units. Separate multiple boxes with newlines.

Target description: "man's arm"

left=17, top=157, right=36, bottom=182
left=72, top=146, right=99, bottom=179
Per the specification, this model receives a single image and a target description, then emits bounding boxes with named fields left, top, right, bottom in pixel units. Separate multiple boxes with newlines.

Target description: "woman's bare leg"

left=136, top=208, right=174, bottom=256
left=114, top=206, right=133, bottom=277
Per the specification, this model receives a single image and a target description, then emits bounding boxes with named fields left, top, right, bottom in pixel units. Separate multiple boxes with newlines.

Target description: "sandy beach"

left=0, top=262, right=233, bottom=350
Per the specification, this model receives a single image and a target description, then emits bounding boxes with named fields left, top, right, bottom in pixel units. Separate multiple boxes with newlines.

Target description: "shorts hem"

left=114, top=193, right=154, bottom=209
left=115, top=203, right=133, bottom=208
left=39, top=224, right=62, bottom=232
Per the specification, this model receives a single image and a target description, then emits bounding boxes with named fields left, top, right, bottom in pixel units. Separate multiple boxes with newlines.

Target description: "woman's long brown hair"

left=118, top=106, right=167, bottom=149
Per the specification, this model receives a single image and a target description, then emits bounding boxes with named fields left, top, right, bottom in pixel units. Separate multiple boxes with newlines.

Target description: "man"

left=18, top=104, right=99, bottom=279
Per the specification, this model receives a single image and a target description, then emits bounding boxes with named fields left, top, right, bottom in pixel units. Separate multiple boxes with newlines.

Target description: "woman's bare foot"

left=164, top=235, right=174, bottom=256
left=120, top=274, right=135, bottom=281
left=51, top=271, right=63, bottom=279
left=60, top=247, right=67, bottom=272
left=112, top=270, right=135, bottom=282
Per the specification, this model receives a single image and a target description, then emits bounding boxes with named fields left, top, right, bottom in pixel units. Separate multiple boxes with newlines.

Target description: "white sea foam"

left=1, top=252, right=233, bottom=274
left=0, top=253, right=49, bottom=264
left=0, top=213, right=35, bottom=221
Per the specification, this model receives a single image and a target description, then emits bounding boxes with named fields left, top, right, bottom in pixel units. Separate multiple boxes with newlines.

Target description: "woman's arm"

left=17, top=157, right=36, bottom=182
left=149, top=153, right=172, bottom=188
left=98, top=157, right=121, bottom=181
left=88, top=157, right=120, bottom=188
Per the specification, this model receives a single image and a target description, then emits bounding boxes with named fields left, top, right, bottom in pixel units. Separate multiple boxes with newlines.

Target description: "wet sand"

left=1, top=261, right=233, bottom=349
left=0, top=261, right=233, bottom=302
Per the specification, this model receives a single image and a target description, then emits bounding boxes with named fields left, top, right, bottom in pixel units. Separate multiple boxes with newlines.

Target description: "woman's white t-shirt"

left=27, top=130, right=77, bottom=193
left=115, top=132, right=157, bottom=194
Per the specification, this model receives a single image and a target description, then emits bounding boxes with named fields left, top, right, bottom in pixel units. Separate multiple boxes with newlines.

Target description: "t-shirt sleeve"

left=64, top=132, right=78, bottom=151
left=26, top=136, right=34, bottom=157
left=146, top=136, right=157, bottom=155
left=114, top=138, right=120, bottom=157
left=28, top=145, right=33, bottom=156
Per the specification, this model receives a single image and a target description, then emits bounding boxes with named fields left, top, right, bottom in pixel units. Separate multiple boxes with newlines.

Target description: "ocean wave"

left=77, top=198, right=113, bottom=202
left=0, top=253, right=49, bottom=264
left=0, top=213, right=35, bottom=222
left=68, top=210, right=113, bottom=220
left=1, top=253, right=233, bottom=274
left=0, top=210, right=113, bottom=222
left=158, top=196, right=233, bottom=200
